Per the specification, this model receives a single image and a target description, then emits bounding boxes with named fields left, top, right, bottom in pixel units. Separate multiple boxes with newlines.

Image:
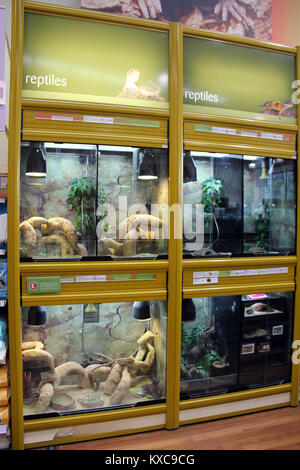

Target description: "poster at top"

left=81, top=0, right=300, bottom=47
left=22, top=12, right=169, bottom=109
left=81, top=0, right=273, bottom=42
left=183, top=36, right=297, bottom=124
left=272, top=0, right=300, bottom=47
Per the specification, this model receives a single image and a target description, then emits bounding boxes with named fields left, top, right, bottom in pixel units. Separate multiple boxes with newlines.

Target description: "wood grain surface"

left=55, top=406, right=300, bottom=450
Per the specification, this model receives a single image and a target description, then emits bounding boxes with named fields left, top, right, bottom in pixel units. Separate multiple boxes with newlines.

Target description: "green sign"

left=219, top=271, right=231, bottom=277
left=22, top=13, right=169, bottom=109
left=113, top=274, right=132, bottom=281
left=135, top=274, right=156, bottom=280
left=27, top=277, right=61, bottom=294
left=183, top=37, right=297, bottom=124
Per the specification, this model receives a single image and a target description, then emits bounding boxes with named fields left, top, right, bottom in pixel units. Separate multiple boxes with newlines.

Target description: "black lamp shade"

left=138, top=151, right=158, bottom=180
left=26, top=143, right=47, bottom=177
left=133, top=301, right=151, bottom=321
left=182, top=299, right=196, bottom=322
left=183, top=152, right=197, bottom=182
left=28, top=306, right=47, bottom=326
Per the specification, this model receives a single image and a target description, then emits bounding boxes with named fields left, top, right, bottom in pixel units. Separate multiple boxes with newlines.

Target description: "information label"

left=192, top=267, right=289, bottom=284
left=72, top=273, right=157, bottom=283
left=27, top=277, right=61, bottom=294
left=193, top=277, right=218, bottom=285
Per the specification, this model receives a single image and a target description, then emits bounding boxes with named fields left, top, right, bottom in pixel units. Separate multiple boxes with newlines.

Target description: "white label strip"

left=193, top=277, right=218, bottom=285
left=193, top=271, right=219, bottom=278
left=60, top=278, right=75, bottom=283
left=231, top=270, right=245, bottom=276
left=76, top=275, right=106, bottom=282
left=241, top=131, right=258, bottom=138
left=244, top=269, right=259, bottom=276
left=232, top=267, right=288, bottom=276
left=212, top=126, right=236, bottom=135
left=83, top=116, right=114, bottom=124
left=261, top=132, right=283, bottom=141
left=271, top=267, right=288, bottom=273
left=52, top=115, right=73, bottom=121
left=193, top=267, right=288, bottom=281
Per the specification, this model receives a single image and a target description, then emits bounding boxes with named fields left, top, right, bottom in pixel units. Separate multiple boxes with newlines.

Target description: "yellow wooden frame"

left=184, top=120, right=297, bottom=159
left=22, top=108, right=169, bottom=148
left=7, top=0, right=299, bottom=450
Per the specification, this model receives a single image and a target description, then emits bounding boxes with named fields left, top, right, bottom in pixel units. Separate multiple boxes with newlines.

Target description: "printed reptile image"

left=81, top=0, right=272, bottom=41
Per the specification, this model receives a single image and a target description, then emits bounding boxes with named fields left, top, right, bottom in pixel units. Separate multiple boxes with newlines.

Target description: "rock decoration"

left=98, top=238, right=123, bottom=256
left=22, top=329, right=157, bottom=413
left=19, top=216, right=88, bottom=258
left=77, top=394, right=104, bottom=409
left=119, top=214, right=163, bottom=236
left=22, top=341, right=55, bottom=371
left=19, top=217, right=49, bottom=247
left=51, top=392, right=76, bottom=411
left=88, top=329, right=157, bottom=406
left=35, top=383, right=55, bottom=414
left=98, top=214, right=163, bottom=257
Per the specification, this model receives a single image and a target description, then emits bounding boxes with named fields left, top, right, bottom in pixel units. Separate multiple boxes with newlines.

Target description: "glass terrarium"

left=180, top=292, right=294, bottom=400
left=21, top=300, right=167, bottom=418
left=239, top=292, right=294, bottom=387
left=183, top=152, right=296, bottom=258
left=20, top=142, right=169, bottom=260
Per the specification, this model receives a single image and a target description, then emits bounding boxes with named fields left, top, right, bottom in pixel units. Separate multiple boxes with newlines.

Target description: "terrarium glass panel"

left=183, top=152, right=296, bottom=257
left=20, top=142, right=168, bottom=260
left=180, top=292, right=294, bottom=400
left=239, top=292, right=294, bottom=388
left=21, top=300, right=167, bottom=418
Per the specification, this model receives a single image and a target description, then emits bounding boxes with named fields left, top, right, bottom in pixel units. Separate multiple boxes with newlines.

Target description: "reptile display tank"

left=21, top=300, right=167, bottom=418
left=20, top=142, right=169, bottom=260
left=180, top=292, right=294, bottom=399
left=183, top=152, right=296, bottom=258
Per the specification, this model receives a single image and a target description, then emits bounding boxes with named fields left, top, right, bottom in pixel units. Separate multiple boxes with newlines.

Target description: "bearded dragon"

left=118, top=68, right=165, bottom=101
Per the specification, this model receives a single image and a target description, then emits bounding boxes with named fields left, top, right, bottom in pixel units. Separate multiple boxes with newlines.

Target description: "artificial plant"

left=66, top=177, right=108, bottom=236
left=253, top=200, right=270, bottom=250
left=201, top=177, right=223, bottom=227
left=201, top=177, right=223, bottom=212
left=181, top=324, right=228, bottom=379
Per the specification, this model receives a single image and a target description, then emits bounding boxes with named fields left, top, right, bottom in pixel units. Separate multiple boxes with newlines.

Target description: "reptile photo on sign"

left=22, top=12, right=169, bottom=109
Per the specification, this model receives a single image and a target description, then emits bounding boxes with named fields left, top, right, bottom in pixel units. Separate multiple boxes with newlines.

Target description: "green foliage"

left=243, top=241, right=250, bottom=252
left=195, top=364, right=209, bottom=377
left=181, top=323, right=228, bottom=379
left=186, top=325, right=204, bottom=347
left=201, top=177, right=223, bottom=228
left=254, top=200, right=270, bottom=249
left=66, top=177, right=108, bottom=235
left=201, top=177, right=223, bottom=213
left=181, top=325, right=188, bottom=351
left=180, top=358, right=187, bottom=374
